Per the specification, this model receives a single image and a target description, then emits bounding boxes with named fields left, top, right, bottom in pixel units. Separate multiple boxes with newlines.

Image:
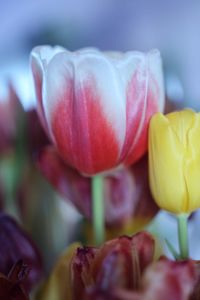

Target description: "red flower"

left=31, top=46, right=164, bottom=175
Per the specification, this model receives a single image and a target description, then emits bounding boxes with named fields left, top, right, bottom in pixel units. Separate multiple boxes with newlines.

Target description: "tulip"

left=36, top=146, right=158, bottom=228
left=149, top=109, right=200, bottom=214
left=149, top=109, right=200, bottom=259
left=37, top=232, right=196, bottom=300
left=31, top=46, right=164, bottom=175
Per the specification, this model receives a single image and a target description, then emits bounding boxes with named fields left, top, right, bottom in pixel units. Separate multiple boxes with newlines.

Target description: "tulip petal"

left=181, top=112, right=200, bottom=212
left=71, top=232, right=155, bottom=298
left=149, top=110, right=200, bottom=213
left=121, top=50, right=164, bottom=165
left=141, top=258, right=196, bottom=300
left=43, top=51, right=127, bottom=174
left=36, top=146, right=92, bottom=219
left=149, top=112, right=188, bottom=213
left=30, top=46, right=65, bottom=131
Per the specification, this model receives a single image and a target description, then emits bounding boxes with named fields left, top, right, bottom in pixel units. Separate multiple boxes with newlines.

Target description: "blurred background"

left=1, top=0, right=200, bottom=277
left=1, top=0, right=200, bottom=108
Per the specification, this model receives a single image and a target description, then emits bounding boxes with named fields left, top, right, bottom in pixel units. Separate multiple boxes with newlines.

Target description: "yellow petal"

left=149, top=112, right=187, bottom=213
left=36, top=243, right=80, bottom=300
left=183, top=112, right=200, bottom=211
left=149, top=109, right=200, bottom=214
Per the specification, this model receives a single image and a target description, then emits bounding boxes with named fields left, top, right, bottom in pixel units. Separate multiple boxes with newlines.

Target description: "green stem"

left=177, top=213, right=189, bottom=259
left=91, top=175, right=105, bottom=245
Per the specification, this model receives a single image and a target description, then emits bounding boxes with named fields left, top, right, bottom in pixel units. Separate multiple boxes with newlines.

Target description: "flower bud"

left=149, top=109, right=200, bottom=214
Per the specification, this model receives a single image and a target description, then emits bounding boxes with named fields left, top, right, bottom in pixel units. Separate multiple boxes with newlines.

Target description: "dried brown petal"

left=71, top=232, right=155, bottom=299
left=0, top=260, right=29, bottom=300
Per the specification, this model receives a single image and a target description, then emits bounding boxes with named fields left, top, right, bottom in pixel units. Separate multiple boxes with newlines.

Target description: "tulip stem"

left=177, top=213, right=189, bottom=259
left=91, top=175, right=105, bottom=245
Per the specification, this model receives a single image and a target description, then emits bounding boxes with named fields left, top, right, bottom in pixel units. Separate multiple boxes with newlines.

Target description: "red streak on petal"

left=124, top=72, right=159, bottom=166
left=119, top=69, right=147, bottom=162
left=52, top=77, right=119, bottom=175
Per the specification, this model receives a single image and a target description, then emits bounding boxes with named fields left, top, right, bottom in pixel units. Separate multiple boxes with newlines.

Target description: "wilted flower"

left=31, top=46, right=164, bottom=175
left=36, top=146, right=158, bottom=227
left=0, top=213, right=43, bottom=292
left=37, top=232, right=196, bottom=300
left=0, top=260, right=29, bottom=300
left=149, top=109, right=200, bottom=214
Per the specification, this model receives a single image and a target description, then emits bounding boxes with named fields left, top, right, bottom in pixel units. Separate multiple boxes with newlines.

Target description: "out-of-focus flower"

left=37, top=232, right=196, bottom=300
left=26, top=109, right=50, bottom=157
left=31, top=46, right=164, bottom=175
left=149, top=109, right=200, bottom=214
left=0, top=82, right=78, bottom=277
left=36, top=146, right=158, bottom=228
left=0, top=82, right=23, bottom=155
left=0, top=260, right=29, bottom=300
left=0, top=81, right=49, bottom=158
left=0, top=213, right=43, bottom=292
left=0, top=82, right=76, bottom=273
left=16, top=163, right=80, bottom=273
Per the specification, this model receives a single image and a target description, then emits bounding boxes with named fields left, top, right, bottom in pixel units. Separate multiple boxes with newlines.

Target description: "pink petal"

left=141, top=258, right=196, bottom=300
left=30, top=46, right=65, bottom=133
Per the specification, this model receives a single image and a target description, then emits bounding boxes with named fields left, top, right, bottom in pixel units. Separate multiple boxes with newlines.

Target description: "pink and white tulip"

left=31, top=46, right=164, bottom=175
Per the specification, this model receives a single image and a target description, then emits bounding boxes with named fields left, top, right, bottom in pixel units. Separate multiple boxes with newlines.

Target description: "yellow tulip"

left=149, top=109, right=200, bottom=214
